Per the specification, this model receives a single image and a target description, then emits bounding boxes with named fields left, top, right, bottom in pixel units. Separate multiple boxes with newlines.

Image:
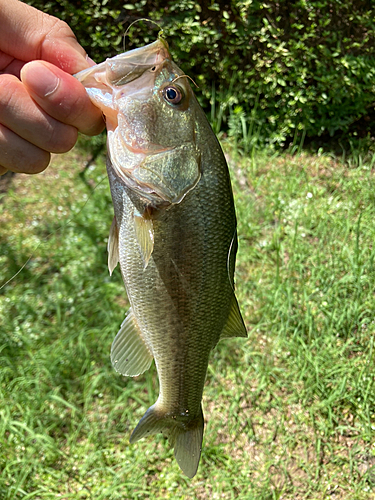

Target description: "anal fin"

left=111, top=309, right=153, bottom=376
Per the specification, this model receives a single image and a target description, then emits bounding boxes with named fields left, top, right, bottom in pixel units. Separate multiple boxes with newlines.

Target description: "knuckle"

left=0, top=75, right=22, bottom=111
left=48, top=17, right=75, bottom=39
left=41, top=16, right=75, bottom=47
left=47, top=125, right=77, bottom=153
left=27, top=151, right=51, bottom=174
left=84, top=119, right=106, bottom=137
left=0, top=122, right=51, bottom=174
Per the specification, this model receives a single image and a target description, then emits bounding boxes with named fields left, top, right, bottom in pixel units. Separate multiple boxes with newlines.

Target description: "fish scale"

left=75, top=37, right=246, bottom=478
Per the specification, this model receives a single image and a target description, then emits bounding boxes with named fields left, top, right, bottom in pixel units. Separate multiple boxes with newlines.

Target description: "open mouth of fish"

left=75, top=39, right=201, bottom=206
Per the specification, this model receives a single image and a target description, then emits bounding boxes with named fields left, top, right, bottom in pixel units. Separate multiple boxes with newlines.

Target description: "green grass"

left=1, top=141, right=375, bottom=499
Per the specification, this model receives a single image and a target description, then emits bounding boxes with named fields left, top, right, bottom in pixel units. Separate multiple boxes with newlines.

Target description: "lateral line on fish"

left=0, top=174, right=107, bottom=291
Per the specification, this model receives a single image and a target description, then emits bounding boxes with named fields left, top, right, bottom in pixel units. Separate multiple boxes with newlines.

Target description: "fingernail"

left=21, top=62, right=60, bottom=97
left=86, top=55, right=97, bottom=67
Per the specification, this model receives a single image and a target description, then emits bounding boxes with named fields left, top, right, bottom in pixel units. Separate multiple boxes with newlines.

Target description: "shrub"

left=27, top=0, right=375, bottom=146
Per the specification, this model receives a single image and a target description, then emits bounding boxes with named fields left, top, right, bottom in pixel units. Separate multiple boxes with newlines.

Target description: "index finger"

left=0, top=0, right=89, bottom=74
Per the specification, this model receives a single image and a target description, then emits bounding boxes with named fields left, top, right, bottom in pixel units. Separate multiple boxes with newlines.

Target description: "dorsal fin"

left=220, top=294, right=247, bottom=340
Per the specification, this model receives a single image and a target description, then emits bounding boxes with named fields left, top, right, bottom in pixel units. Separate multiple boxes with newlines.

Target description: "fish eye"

left=162, top=85, right=183, bottom=105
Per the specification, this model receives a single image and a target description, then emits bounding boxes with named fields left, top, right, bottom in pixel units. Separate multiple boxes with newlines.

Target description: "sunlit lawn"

left=1, top=139, right=375, bottom=499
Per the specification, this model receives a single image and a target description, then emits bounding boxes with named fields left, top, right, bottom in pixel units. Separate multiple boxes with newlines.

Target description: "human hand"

left=0, top=0, right=105, bottom=176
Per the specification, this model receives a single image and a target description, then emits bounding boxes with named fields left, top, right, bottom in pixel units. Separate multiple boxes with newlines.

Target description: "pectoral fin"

left=108, top=217, right=119, bottom=276
left=220, top=294, right=247, bottom=340
left=111, top=309, right=153, bottom=376
left=134, top=214, right=154, bottom=269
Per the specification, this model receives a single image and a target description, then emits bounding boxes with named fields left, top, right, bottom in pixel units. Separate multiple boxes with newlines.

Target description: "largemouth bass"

left=75, top=37, right=246, bottom=478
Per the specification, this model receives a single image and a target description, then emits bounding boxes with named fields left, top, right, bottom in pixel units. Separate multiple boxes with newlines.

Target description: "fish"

left=75, top=37, right=247, bottom=478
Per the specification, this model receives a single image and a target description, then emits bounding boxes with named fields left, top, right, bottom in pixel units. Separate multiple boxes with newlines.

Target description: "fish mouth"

left=75, top=38, right=171, bottom=136
left=75, top=38, right=170, bottom=89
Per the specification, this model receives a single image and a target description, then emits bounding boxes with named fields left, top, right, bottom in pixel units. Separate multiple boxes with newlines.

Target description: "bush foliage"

left=27, top=0, right=375, bottom=145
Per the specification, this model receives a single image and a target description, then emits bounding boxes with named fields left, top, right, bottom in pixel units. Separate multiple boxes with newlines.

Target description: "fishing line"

left=0, top=161, right=107, bottom=292
left=171, top=74, right=199, bottom=89
left=0, top=255, right=33, bottom=291
left=123, top=18, right=164, bottom=52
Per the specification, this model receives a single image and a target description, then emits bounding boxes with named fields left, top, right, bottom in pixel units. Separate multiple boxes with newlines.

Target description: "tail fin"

left=129, top=404, right=204, bottom=478
left=173, top=407, right=204, bottom=478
